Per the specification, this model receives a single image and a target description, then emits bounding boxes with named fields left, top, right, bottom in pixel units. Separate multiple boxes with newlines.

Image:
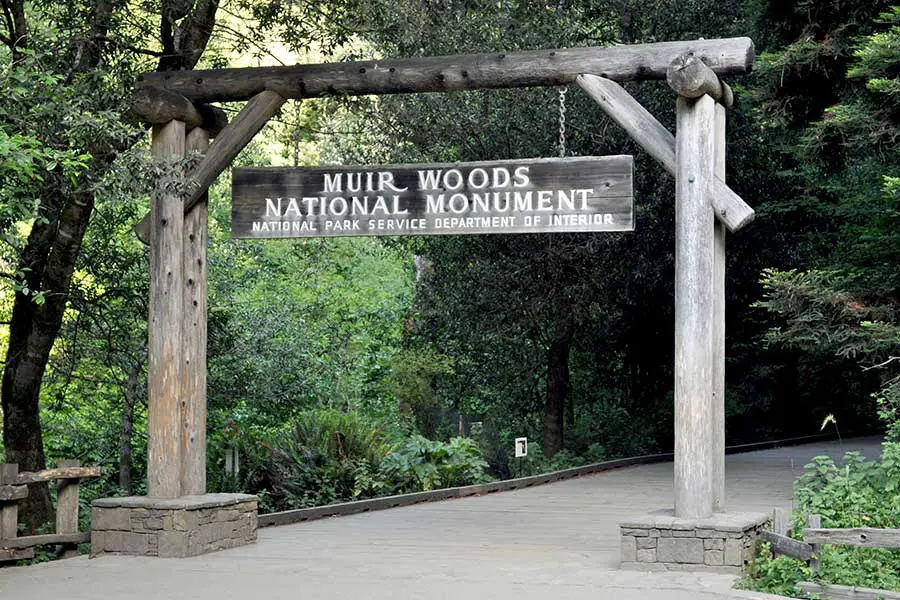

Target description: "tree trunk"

left=119, top=360, right=143, bottom=495
left=2, top=189, right=96, bottom=529
left=544, top=298, right=574, bottom=458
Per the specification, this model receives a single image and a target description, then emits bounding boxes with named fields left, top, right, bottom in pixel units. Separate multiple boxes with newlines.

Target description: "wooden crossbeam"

left=667, top=54, right=734, bottom=108
left=137, top=38, right=755, bottom=104
left=10, top=465, right=100, bottom=485
left=804, top=527, right=900, bottom=548
left=576, top=74, right=754, bottom=232
left=135, top=90, right=286, bottom=244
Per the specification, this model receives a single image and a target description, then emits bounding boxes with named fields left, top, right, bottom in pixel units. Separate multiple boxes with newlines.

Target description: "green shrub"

left=744, top=443, right=900, bottom=595
left=380, top=435, right=490, bottom=492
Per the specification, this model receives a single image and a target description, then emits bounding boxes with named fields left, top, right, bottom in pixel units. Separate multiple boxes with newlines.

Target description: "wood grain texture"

left=0, top=532, right=90, bottom=549
left=0, top=485, right=27, bottom=502
left=808, top=514, right=822, bottom=572
left=667, top=54, right=734, bottom=107
left=55, top=460, right=80, bottom=558
left=804, top=527, right=900, bottom=548
left=773, top=506, right=790, bottom=536
left=148, top=120, right=186, bottom=499
left=712, top=104, right=726, bottom=513
left=137, top=38, right=755, bottom=104
left=9, top=465, right=100, bottom=484
left=0, top=464, right=18, bottom=540
left=135, top=90, right=286, bottom=244
left=673, top=95, right=716, bottom=519
left=797, top=582, right=900, bottom=600
left=0, top=547, right=33, bottom=561
left=761, top=531, right=813, bottom=561
left=576, top=74, right=753, bottom=232
left=232, top=156, right=633, bottom=238
left=131, top=85, right=203, bottom=128
left=181, top=128, right=209, bottom=497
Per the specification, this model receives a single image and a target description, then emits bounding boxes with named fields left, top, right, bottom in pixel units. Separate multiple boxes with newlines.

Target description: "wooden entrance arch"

left=126, top=37, right=757, bottom=556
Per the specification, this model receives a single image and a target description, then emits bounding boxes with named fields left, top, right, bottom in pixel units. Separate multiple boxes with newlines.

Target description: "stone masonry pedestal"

left=620, top=510, right=768, bottom=574
left=91, top=493, right=258, bottom=558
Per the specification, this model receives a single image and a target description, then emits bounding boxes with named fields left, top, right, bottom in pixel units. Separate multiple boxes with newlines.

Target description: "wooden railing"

left=762, top=508, right=900, bottom=600
left=0, top=461, right=101, bottom=562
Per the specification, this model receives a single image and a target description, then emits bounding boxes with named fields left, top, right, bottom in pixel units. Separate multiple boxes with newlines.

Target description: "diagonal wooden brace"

left=576, top=74, right=754, bottom=232
left=135, top=89, right=287, bottom=244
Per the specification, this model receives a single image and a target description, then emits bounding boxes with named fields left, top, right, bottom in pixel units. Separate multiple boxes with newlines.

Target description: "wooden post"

left=181, top=127, right=209, bottom=497
left=135, top=90, right=285, bottom=243
left=712, top=103, right=726, bottom=512
left=0, top=464, right=19, bottom=540
left=808, top=514, right=822, bottom=573
left=773, top=507, right=789, bottom=537
left=673, top=94, right=716, bottom=519
left=55, top=459, right=80, bottom=558
left=148, top=120, right=186, bottom=498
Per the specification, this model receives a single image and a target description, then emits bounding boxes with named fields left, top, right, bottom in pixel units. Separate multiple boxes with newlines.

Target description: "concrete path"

left=0, top=437, right=882, bottom=599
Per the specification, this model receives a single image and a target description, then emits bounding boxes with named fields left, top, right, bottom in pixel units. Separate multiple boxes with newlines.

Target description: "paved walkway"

left=0, top=437, right=882, bottom=599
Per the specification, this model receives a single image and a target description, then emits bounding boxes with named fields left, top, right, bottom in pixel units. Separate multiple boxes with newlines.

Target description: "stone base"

left=90, top=493, right=258, bottom=558
left=619, top=510, right=768, bottom=575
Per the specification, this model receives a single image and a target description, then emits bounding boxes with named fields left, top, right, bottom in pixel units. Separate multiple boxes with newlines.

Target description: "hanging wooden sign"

left=231, top=156, right=633, bottom=239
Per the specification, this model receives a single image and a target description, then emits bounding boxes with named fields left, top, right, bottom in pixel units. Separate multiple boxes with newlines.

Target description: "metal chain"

left=557, top=86, right=567, bottom=158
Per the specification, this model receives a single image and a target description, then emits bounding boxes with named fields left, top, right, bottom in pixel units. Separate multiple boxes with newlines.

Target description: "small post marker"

left=514, top=437, right=528, bottom=458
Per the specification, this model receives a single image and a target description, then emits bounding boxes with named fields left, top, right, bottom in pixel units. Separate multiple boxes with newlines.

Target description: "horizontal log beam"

left=804, top=527, right=900, bottom=548
left=576, top=74, right=754, bottom=232
left=0, top=531, right=90, bottom=549
left=135, top=90, right=286, bottom=244
left=130, top=86, right=229, bottom=136
left=0, top=547, right=34, bottom=561
left=131, top=85, right=203, bottom=128
left=11, top=466, right=101, bottom=485
left=761, top=530, right=813, bottom=561
left=0, top=485, right=27, bottom=502
left=667, top=53, right=734, bottom=107
left=137, top=37, right=755, bottom=104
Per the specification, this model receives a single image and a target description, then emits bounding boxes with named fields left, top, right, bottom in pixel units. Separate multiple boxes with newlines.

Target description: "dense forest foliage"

left=0, top=0, right=897, bottom=565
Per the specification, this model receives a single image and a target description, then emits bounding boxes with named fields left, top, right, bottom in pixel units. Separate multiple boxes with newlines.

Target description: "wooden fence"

left=0, top=461, right=101, bottom=562
left=762, top=508, right=900, bottom=600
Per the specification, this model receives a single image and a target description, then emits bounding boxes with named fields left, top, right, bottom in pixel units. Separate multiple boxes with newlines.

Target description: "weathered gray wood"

left=797, top=582, right=900, bottom=600
left=673, top=94, right=716, bottom=519
left=667, top=54, right=734, bottom=107
left=773, top=507, right=790, bottom=536
left=181, top=127, right=209, bottom=497
left=804, top=527, right=900, bottom=548
left=148, top=120, right=186, bottom=499
left=808, top=514, right=822, bottom=573
left=761, top=530, right=813, bottom=561
left=0, top=532, right=90, bottom=549
left=0, top=464, right=19, bottom=540
left=0, top=485, right=27, bottom=502
left=10, top=465, right=101, bottom=484
left=0, top=547, right=34, bottom=561
left=712, top=103, right=726, bottom=513
left=135, top=90, right=286, bottom=243
left=232, top=156, right=634, bottom=239
left=137, top=38, right=754, bottom=104
left=55, top=460, right=80, bottom=559
left=575, top=74, right=754, bottom=232
left=131, top=85, right=203, bottom=129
